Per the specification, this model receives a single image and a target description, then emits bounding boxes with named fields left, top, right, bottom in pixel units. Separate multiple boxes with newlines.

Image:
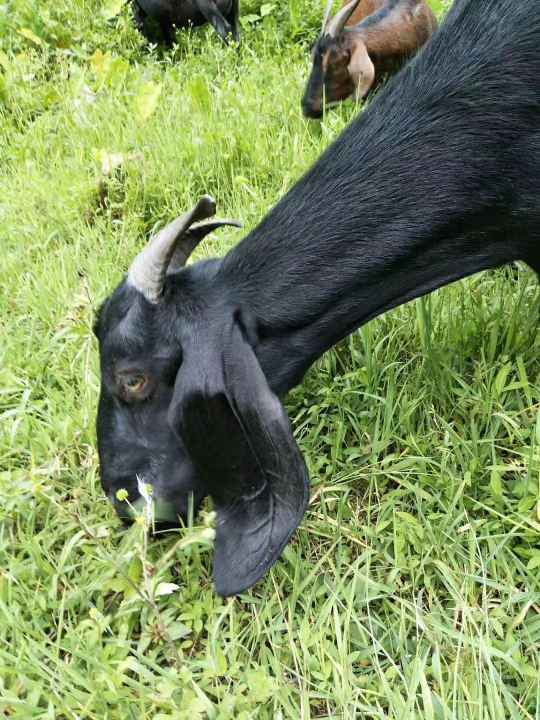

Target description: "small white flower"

left=136, top=476, right=154, bottom=524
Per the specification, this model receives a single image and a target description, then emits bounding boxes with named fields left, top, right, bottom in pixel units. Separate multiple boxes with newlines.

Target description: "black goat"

left=95, top=0, right=540, bottom=597
left=132, top=0, right=240, bottom=45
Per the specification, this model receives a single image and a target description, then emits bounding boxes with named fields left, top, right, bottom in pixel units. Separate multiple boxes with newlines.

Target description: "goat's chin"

left=305, top=99, right=351, bottom=118
left=302, top=105, right=323, bottom=119
left=116, top=485, right=205, bottom=531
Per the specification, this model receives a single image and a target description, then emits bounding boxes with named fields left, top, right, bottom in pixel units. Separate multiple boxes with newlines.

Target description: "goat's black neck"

left=220, top=0, right=540, bottom=395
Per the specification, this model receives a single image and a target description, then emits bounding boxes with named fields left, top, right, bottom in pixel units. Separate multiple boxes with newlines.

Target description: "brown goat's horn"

left=128, top=195, right=217, bottom=303
left=327, top=0, right=363, bottom=37
left=322, top=0, right=334, bottom=33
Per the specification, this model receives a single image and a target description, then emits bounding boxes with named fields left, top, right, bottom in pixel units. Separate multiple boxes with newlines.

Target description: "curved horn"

left=167, top=218, right=243, bottom=272
left=322, top=0, right=334, bottom=33
left=327, top=0, right=362, bottom=37
left=128, top=195, right=217, bottom=303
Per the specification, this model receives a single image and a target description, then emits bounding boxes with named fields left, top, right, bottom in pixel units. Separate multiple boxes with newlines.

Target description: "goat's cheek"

left=323, top=71, right=345, bottom=104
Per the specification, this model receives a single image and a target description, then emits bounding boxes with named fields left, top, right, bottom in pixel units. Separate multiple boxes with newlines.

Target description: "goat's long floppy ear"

left=170, top=318, right=310, bottom=597
left=348, top=40, right=375, bottom=100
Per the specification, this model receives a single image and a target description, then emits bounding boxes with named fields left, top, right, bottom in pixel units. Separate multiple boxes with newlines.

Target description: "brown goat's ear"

left=169, top=317, right=310, bottom=597
left=348, top=41, right=375, bottom=100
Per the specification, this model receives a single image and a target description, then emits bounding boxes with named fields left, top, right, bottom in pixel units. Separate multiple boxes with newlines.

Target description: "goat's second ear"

left=169, top=318, right=310, bottom=597
left=348, top=41, right=375, bottom=100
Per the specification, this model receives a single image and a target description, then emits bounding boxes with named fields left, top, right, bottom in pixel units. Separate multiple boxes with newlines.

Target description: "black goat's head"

left=94, top=197, right=309, bottom=596
left=302, top=0, right=374, bottom=119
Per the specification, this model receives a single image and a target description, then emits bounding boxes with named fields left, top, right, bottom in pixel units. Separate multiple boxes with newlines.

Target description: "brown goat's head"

left=302, top=0, right=375, bottom=119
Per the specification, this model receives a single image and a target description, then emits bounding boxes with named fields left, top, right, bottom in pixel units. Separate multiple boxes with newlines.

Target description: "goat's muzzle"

left=302, top=98, right=324, bottom=119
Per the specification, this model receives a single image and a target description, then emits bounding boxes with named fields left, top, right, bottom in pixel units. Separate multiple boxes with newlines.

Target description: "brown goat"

left=302, top=0, right=438, bottom=118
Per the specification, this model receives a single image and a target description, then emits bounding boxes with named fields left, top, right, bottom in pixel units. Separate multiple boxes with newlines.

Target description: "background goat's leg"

left=195, top=0, right=233, bottom=43
left=227, top=0, right=240, bottom=42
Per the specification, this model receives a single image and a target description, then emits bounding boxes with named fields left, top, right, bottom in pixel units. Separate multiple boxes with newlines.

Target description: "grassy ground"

left=1, top=0, right=539, bottom=717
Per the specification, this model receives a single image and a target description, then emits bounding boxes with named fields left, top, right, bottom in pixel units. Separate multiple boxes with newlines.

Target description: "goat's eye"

left=121, top=373, right=148, bottom=395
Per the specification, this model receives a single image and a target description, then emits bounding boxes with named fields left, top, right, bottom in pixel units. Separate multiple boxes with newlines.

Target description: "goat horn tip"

left=196, top=195, right=217, bottom=218
left=225, top=218, right=243, bottom=228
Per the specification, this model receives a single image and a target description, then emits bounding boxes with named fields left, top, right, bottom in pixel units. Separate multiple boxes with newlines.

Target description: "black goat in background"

left=132, top=0, right=240, bottom=45
left=95, top=0, right=540, bottom=596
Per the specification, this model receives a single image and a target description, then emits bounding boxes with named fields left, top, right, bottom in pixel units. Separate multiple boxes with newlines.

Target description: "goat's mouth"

left=107, top=475, right=199, bottom=529
left=112, top=494, right=191, bottom=529
left=302, top=98, right=344, bottom=119
left=302, top=100, right=323, bottom=119
left=132, top=495, right=184, bottom=524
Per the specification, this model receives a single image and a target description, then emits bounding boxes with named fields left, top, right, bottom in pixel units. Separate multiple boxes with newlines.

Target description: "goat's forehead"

left=97, top=285, right=151, bottom=350
left=316, top=34, right=340, bottom=53
left=95, top=262, right=218, bottom=358
left=99, top=282, right=142, bottom=325
left=99, top=325, right=148, bottom=373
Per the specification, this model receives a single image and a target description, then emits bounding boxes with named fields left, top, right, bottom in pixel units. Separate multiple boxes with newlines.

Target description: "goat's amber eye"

left=123, top=374, right=147, bottom=394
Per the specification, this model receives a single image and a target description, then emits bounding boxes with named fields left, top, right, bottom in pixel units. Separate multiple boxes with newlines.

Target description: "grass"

left=1, top=0, right=539, bottom=717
